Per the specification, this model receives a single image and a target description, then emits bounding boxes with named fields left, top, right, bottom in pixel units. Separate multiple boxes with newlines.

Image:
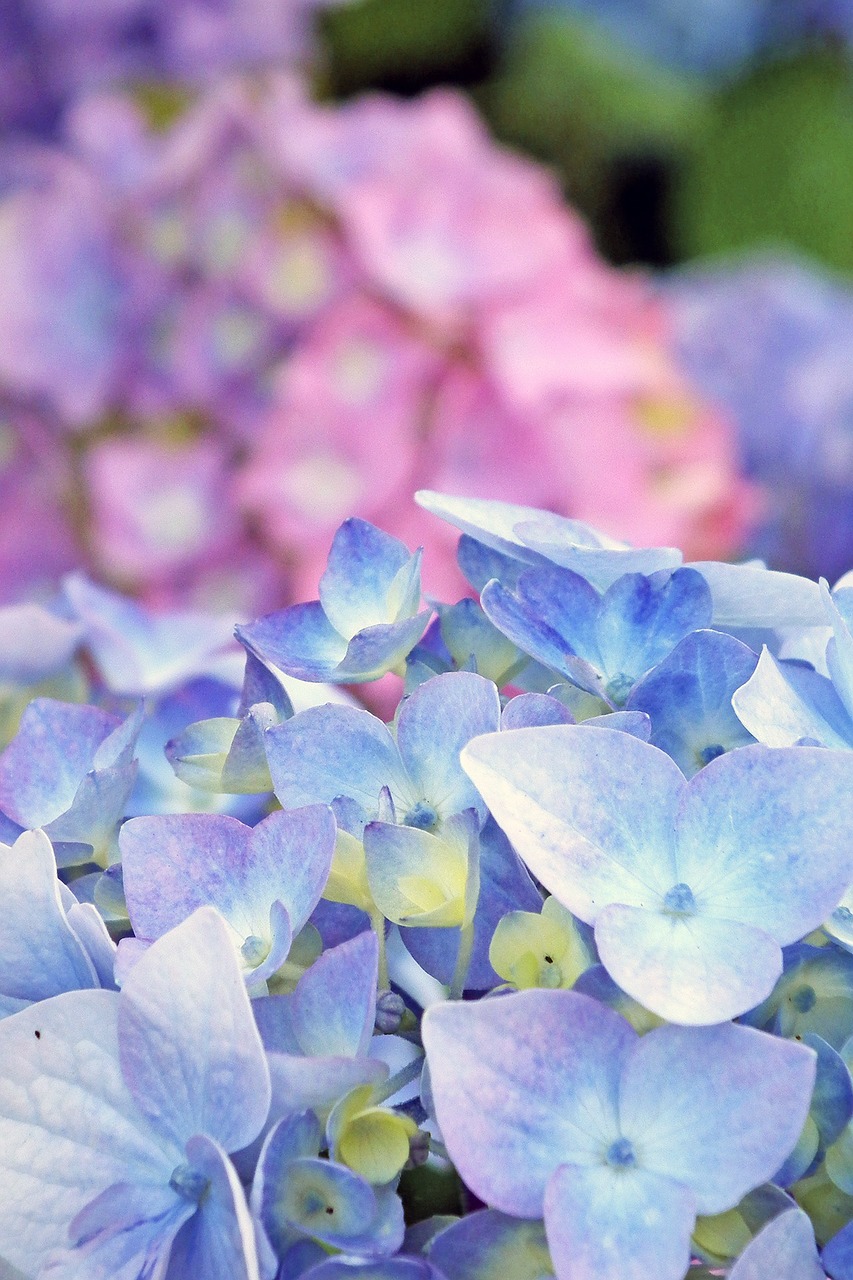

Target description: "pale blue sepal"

left=729, top=1207, right=824, bottom=1280
left=290, top=931, right=379, bottom=1058
left=238, top=603, right=348, bottom=682
left=544, top=1162, right=696, bottom=1280
left=675, top=745, right=853, bottom=946
left=40, top=1181, right=193, bottom=1280
left=732, top=647, right=853, bottom=749
left=118, top=907, right=271, bottom=1156
left=164, top=1135, right=265, bottom=1280
left=823, top=581, right=853, bottom=725
left=318, top=519, right=417, bottom=639
left=396, top=672, right=501, bottom=824
left=265, top=1054, right=388, bottom=1121
left=688, top=561, right=825, bottom=630
left=265, top=705, right=412, bottom=824
left=618, top=1022, right=816, bottom=1214
left=422, top=990, right=635, bottom=1217
left=0, top=829, right=99, bottom=1008
left=0, top=990, right=173, bottom=1276
left=460, top=725, right=685, bottom=924
left=593, top=904, right=782, bottom=1025
left=0, top=603, right=81, bottom=684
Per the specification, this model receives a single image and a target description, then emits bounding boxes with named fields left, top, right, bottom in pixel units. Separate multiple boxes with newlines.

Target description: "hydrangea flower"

left=0, top=829, right=115, bottom=1017
left=120, top=805, right=336, bottom=990
left=461, top=725, right=853, bottom=1022
left=0, top=907, right=271, bottom=1279
left=237, top=519, right=430, bottom=684
left=423, top=988, right=816, bottom=1280
left=0, top=698, right=142, bottom=867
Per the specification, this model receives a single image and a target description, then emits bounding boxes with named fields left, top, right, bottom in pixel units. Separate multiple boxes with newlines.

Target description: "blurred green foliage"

left=321, top=0, right=498, bottom=96
left=675, top=50, right=853, bottom=272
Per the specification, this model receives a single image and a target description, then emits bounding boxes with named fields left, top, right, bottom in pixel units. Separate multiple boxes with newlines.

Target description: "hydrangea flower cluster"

left=668, top=254, right=853, bottom=584
left=5, top=490, right=853, bottom=1279
left=0, top=74, right=753, bottom=612
left=0, top=0, right=346, bottom=136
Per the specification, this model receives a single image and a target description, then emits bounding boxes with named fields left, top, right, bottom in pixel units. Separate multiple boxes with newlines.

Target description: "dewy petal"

left=422, top=990, right=635, bottom=1217
left=674, top=745, right=853, bottom=945
left=237, top=602, right=348, bottom=683
left=618, top=1022, right=816, bottom=1215
left=396, top=672, right=501, bottom=824
left=165, top=1135, right=261, bottom=1280
left=728, top=1206, right=824, bottom=1280
left=319, top=519, right=414, bottom=638
left=594, top=904, right=782, bottom=1025
left=460, top=726, right=684, bottom=923
left=0, top=830, right=98, bottom=1006
left=118, top=908, right=271, bottom=1156
left=265, top=705, right=413, bottom=821
left=543, top=1162, right=695, bottom=1280
left=732, top=647, right=853, bottom=750
left=0, top=990, right=173, bottom=1276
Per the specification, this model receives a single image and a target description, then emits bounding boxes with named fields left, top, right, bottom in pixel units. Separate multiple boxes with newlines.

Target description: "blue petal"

left=334, top=613, right=431, bottom=682
left=729, top=1207, right=824, bottom=1280
left=238, top=651, right=294, bottom=720
left=688, top=561, right=825, bottom=630
left=319, top=519, right=415, bottom=639
left=422, top=990, right=635, bottom=1217
left=501, top=693, right=575, bottom=730
left=627, top=628, right=758, bottom=776
left=732, top=648, right=853, bottom=749
left=0, top=604, right=81, bottom=684
left=291, top=931, right=379, bottom=1058
left=544, top=1162, right=695, bottom=1280
left=266, top=705, right=413, bottom=823
left=0, top=830, right=98, bottom=1007
left=396, top=672, right=501, bottom=824
left=594, top=904, right=782, bottom=1025
left=0, top=991, right=169, bottom=1275
left=460, top=726, right=684, bottom=923
left=480, top=578, right=578, bottom=679
left=0, top=699, right=125, bottom=828
left=237, top=603, right=348, bottom=682
left=675, top=745, right=853, bottom=945
left=595, top=568, right=712, bottom=691
left=426, top=1210, right=552, bottom=1280
left=618, top=1021, right=816, bottom=1214
left=118, top=908, right=271, bottom=1154
left=165, top=1135, right=261, bottom=1280
left=64, top=573, right=236, bottom=697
